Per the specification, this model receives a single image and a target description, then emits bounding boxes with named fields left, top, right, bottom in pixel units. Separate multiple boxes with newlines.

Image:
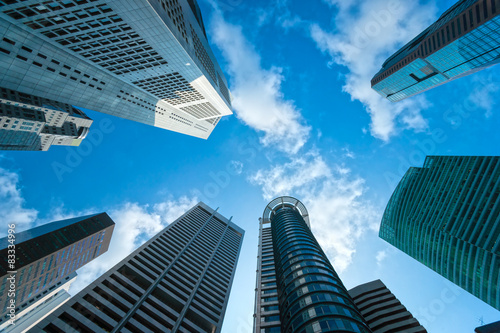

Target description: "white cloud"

left=251, top=151, right=378, bottom=272
left=308, top=0, right=438, bottom=141
left=0, top=166, right=38, bottom=234
left=376, top=250, right=387, bottom=267
left=69, top=196, right=198, bottom=295
left=209, top=4, right=310, bottom=154
left=467, top=72, right=500, bottom=118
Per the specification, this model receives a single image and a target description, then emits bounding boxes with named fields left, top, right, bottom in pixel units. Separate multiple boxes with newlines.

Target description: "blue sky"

left=1, top=0, right=500, bottom=331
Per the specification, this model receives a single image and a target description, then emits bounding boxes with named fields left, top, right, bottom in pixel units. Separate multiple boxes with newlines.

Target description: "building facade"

left=0, top=87, right=92, bottom=151
left=372, top=0, right=500, bottom=102
left=30, top=202, right=244, bottom=333
left=0, top=213, right=114, bottom=325
left=348, top=280, right=426, bottom=333
left=254, top=196, right=371, bottom=333
left=380, top=156, right=500, bottom=310
left=1, top=272, right=77, bottom=333
left=0, top=0, right=232, bottom=140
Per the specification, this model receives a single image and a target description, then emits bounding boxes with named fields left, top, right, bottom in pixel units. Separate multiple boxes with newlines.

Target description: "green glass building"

left=380, top=156, right=500, bottom=310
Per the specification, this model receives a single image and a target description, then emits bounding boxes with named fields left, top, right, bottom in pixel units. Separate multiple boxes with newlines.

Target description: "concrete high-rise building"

left=30, top=202, right=244, bottom=333
left=0, top=0, right=232, bottom=140
left=372, top=0, right=500, bottom=102
left=254, top=196, right=371, bottom=333
left=1, top=272, right=77, bottom=333
left=348, top=280, right=426, bottom=333
left=379, top=156, right=500, bottom=310
left=0, top=87, right=92, bottom=151
left=0, top=213, right=115, bottom=325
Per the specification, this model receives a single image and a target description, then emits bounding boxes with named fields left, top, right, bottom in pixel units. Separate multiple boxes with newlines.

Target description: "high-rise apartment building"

left=1, top=272, right=77, bottom=333
left=372, top=0, right=500, bottom=102
left=30, top=202, right=244, bottom=333
left=0, top=213, right=115, bottom=324
left=379, top=156, right=500, bottom=310
left=348, top=280, right=427, bottom=333
left=254, top=196, right=371, bottom=333
left=0, top=87, right=93, bottom=151
left=0, top=0, right=232, bottom=140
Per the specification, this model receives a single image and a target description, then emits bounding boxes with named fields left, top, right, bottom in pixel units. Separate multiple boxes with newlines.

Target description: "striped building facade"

left=380, top=156, right=500, bottom=310
left=31, top=202, right=244, bottom=333
left=348, top=280, right=426, bottom=333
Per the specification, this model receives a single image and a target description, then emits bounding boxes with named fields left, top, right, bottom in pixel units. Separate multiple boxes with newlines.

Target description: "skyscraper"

left=0, top=272, right=77, bottom=333
left=475, top=320, right=500, bottom=333
left=0, top=87, right=93, bottom=151
left=0, top=0, right=232, bottom=140
left=379, top=156, right=500, bottom=310
left=254, top=196, right=371, bottom=333
left=30, top=202, right=244, bottom=333
left=372, top=0, right=500, bottom=102
left=348, top=280, right=427, bottom=333
left=0, top=213, right=115, bottom=324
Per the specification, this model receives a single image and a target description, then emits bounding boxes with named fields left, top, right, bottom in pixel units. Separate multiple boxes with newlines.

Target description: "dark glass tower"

left=30, top=202, right=244, bottom=333
left=372, top=0, right=500, bottom=102
left=380, top=156, right=500, bottom=310
left=0, top=213, right=115, bottom=324
left=254, top=196, right=371, bottom=333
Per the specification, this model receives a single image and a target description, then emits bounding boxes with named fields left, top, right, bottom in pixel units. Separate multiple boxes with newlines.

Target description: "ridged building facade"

left=348, top=280, right=426, bottom=333
left=30, top=202, right=244, bottom=333
left=0, top=0, right=232, bottom=141
left=254, top=196, right=371, bottom=333
left=380, top=156, right=500, bottom=310
left=0, top=213, right=115, bottom=326
left=372, top=0, right=500, bottom=102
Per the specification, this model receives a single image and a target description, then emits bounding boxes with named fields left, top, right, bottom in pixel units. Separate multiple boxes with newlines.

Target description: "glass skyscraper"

left=0, top=213, right=115, bottom=325
left=254, top=196, right=371, bottom=333
left=0, top=0, right=232, bottom=140
left=30, top=202, right=244, bottom=333
left=380, top=156, right=500, bottom=311
left=372, top=0, right=500, bottom=102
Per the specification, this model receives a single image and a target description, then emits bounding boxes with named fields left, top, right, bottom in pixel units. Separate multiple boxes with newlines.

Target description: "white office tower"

left=0, top=273, right=77, bottom=333
left=0, top=0, right=232, bottom=140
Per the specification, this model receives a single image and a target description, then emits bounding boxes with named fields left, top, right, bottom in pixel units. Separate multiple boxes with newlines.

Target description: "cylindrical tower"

left=260, top=196, right=371, bottom=333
